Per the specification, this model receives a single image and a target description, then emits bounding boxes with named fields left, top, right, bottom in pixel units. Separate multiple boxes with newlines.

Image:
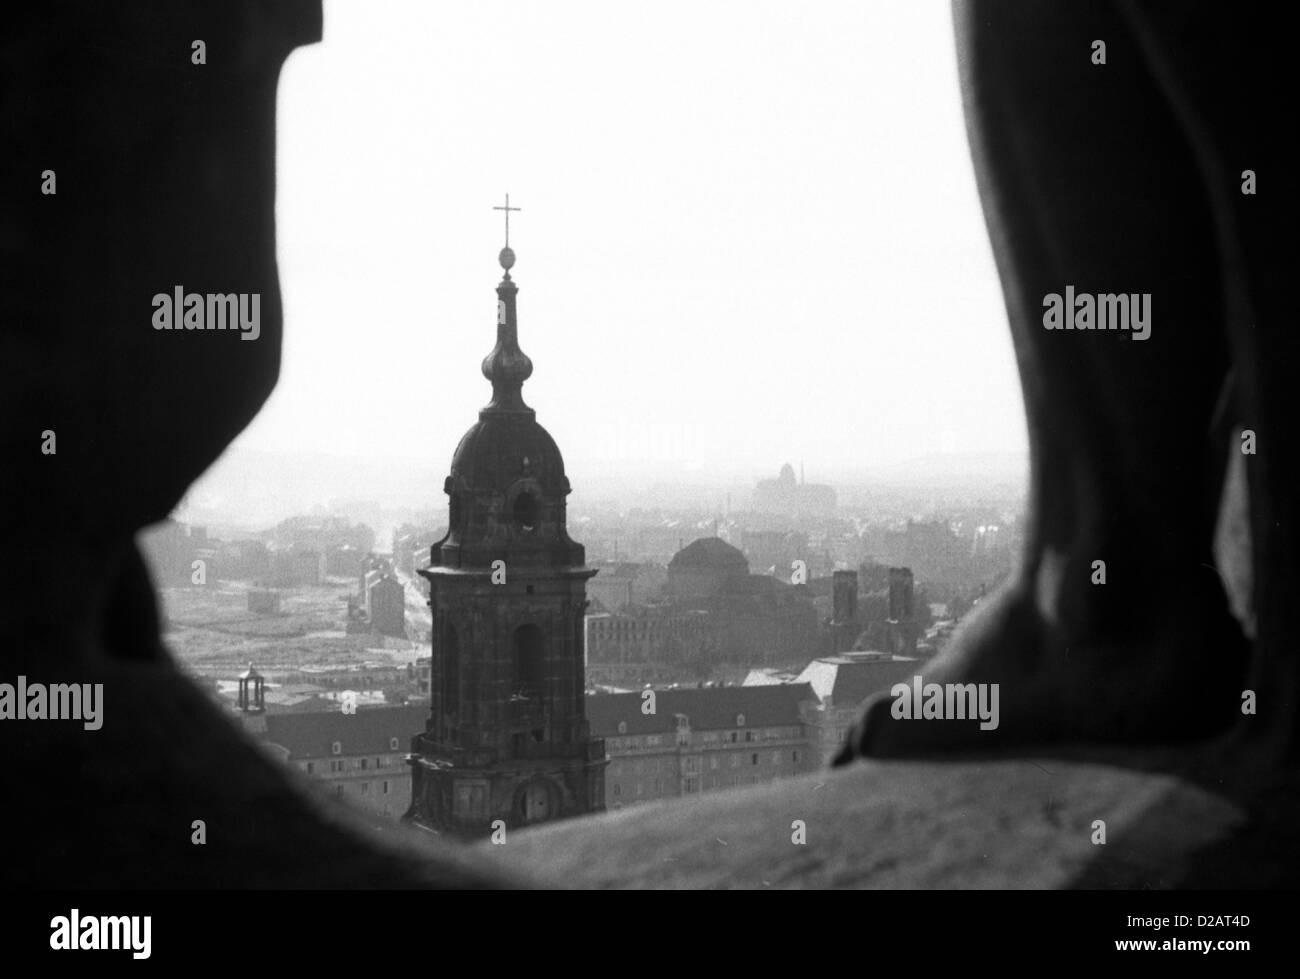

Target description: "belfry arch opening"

left=513, top=490, right=539, bottom=532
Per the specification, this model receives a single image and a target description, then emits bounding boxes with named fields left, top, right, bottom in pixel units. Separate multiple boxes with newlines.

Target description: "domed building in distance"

left=753, top=462, right=837, bottom=517
left=666, top=536, right=750, bottom=602
left=658, top=536, right=819, bottom=666
left=405, top=232, right=605, bottom=837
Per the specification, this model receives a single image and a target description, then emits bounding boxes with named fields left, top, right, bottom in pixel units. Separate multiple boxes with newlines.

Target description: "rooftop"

left=796, top=653, right=924, bottom=708
left=668, top=537, right=748, bottom=574
left=262, top=704, right=427, bottom=760
left=586, top=684, right=815, bottom=737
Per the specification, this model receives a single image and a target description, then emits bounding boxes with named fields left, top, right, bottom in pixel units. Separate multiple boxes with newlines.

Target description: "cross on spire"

left=493, top=193, right=521, bottom=248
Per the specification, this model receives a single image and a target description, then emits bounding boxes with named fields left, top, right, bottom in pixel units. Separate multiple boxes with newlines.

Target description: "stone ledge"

left=475, top=753, right=1256, bottom=888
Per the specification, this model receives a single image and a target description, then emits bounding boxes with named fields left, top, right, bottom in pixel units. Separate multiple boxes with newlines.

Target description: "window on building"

left=360, top=758, right=368, bottom=770
left=745, top=731, right=755, bottom=742
left=613, top=783, right=621, bottom=797
left=361, top=782, right=369, bottom=795
left=731, top=754, right=739, bottom=768
left=305, top=762, right=314, bottom=774
left=331, top=741, right=342, bottom=756
left=730, top=732, right=738, bottom=743
left=793, top=751, right=800, bottom=764
left=710, top=756, right=718, bottom=770
left=442, top=622, right=461, bottom=715
left=751, top=753, right=759, bottom=765
left=512, top=623, right=545, bottom=698
left=335, top=785, right=344, bottom=798
left=685, top=777, right=699, bottom=793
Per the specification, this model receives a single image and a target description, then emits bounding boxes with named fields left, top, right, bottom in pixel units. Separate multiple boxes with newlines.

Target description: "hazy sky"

left=234, top=0, right=1026, bottom=487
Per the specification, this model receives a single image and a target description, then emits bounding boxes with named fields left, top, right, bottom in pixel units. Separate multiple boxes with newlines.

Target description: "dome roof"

left=443, top=245, right=570, bottom=495
left=669, top=537, right=749, bottom=574
left=449, top=412, right=567, bottom=493
left=427, top=247, right=586, bottom=573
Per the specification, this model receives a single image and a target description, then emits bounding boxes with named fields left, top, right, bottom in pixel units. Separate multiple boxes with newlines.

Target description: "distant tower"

left=887, top=567, right=917, bottom=655
left=888, top=567, right=914, bottom=621
left=237, top=662, right=266, bottom=733
left=237, top=663, right=265, bottom=713
left=405, top=217, right=605, bottom=836
left=830, top=570, right=859, bottom=651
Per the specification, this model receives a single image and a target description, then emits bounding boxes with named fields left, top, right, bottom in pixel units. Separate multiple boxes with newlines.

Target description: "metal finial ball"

left=499, top=246, right=516, bottom=270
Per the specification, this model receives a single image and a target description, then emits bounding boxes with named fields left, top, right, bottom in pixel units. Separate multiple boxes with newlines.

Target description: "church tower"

left=405, top=213, right=605, bottom=836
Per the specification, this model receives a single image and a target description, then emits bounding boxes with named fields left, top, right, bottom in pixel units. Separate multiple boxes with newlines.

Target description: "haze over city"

left=184, top=0, right=1027, bottom=531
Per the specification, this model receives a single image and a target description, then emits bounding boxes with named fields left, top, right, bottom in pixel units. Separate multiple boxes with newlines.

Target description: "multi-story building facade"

left=238, top=687, right=426, bottom=819
left=234, top=653, right=924, bottom=817
left=587, top=684, right=819, bottom=807
left=585, top=607, right=713, bottom=666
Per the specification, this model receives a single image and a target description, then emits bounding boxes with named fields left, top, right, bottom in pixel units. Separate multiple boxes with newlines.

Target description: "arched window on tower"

left=440, top=622, right=460, bottom=724
left=512, top=623, right=545, bottom=699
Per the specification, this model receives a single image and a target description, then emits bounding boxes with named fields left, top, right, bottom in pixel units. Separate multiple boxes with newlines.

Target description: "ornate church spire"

left=408, top=194, right=603, bottom=836
left=482, top=194, right=532, bottom=413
